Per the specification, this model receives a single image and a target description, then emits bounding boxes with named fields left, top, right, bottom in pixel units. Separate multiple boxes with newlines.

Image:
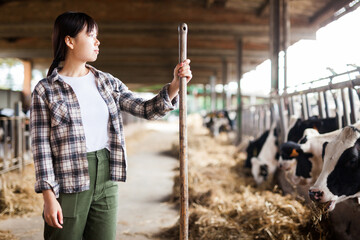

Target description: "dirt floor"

left=0, top=120, right=180, bottom=240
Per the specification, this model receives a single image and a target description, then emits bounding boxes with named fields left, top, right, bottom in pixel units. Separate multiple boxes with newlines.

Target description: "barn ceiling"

left=0, top=0, right=357, bottom=89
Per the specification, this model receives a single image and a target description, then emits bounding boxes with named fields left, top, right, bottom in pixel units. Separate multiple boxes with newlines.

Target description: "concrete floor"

left=0, top=121, right=179, bottom=240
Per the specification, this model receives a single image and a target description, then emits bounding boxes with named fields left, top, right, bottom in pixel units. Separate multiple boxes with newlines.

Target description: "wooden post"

left=222, top=59, right=228, bottom=110
left=22, top=60, right=32, bottom=112
left=270, top=0, right=280, bottom=94
left=203, top=84, right=207, bottom=111
left=282, top=0, right=290, bottom=92
left=178, top=23, right=189, bottom=240
left=210, top=75, right=216, bottom=112
left=236, top=39, right=243, bottom=143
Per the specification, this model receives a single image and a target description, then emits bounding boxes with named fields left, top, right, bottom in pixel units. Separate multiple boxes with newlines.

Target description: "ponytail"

left=47, top=58, right=61, bottom=77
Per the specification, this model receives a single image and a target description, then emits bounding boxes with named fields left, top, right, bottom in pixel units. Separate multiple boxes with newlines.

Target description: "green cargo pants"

left=44, top=148, right=119, bottom=240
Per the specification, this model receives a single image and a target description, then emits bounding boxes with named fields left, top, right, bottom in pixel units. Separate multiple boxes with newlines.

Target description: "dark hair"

left=47, top=11, right=98, bottom=76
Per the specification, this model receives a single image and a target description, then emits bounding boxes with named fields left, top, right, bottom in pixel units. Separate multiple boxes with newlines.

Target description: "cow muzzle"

left=308, top=189, right=324, bottom=202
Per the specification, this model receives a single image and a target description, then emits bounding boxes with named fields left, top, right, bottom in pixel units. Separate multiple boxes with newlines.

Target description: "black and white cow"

left=309, top=125, right=360, bottom=211
left=250, top=116, right=339, bottom=185
left=280, top=128, right=342, bottom=184
left=204, top=110, right=235, bottom=137
left=278, top=116, right=339, bottom=170
left=244, top=130, right=270, bottom=168
left=285, top=116, right=338, bottom=143
left=251, top=123, right=280, bottom=185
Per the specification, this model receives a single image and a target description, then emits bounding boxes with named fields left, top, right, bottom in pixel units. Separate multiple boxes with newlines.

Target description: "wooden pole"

left=22, top=59, right=32, bottom=111
left=178, top=23, right=189, bottom=240
left=236, top=39, right=243, bottom=143
left=210, top=75, right=216, bottom=111
left=222, top=58, right=228, bottom=110
left=270, top=0, right=280, bottom=94
left=282, top=0, right=290, bottom=92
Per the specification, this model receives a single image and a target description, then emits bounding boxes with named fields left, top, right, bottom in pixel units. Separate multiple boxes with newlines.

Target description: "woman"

left=30, top=11, right=192, bottom=240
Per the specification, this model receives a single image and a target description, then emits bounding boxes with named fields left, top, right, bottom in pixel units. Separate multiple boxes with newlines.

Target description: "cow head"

left=250, top=124, right=279, bottom=185
left=251, top=154, right=278, bottom=185
left=309, top=126, right=360, bottom=211
left=245, top=130, right=270, bottom=169
left=279, top=141, right=300, bottom=170
left=279, top=141, right=315, bottom=184
left=279, top=128, right=319, bottom=171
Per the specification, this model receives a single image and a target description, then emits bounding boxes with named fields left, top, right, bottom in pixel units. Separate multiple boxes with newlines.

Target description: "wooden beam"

left=309, top=0, right=353, bottom=26
left=0, top=22, right=314, bottom=39
left=0, top=47, right=270, bottom=62
left=0, top=0, right=269, bottom=25
left=257, top=0, right=270, bottom=17
left=205, top=0, right=215, bottom=8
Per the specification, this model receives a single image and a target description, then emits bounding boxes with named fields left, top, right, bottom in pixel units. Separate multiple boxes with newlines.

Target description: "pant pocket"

left=104, top=181, right=118, bottom=210
left=58, top=193, right=78, bottom=218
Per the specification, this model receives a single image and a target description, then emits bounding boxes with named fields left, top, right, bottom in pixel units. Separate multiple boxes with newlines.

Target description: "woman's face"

left=69, top=26, right=100, bottom=63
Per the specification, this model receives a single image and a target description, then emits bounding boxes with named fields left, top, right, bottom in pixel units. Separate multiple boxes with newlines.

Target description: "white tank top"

left=59, top=71, right=110, bottom=152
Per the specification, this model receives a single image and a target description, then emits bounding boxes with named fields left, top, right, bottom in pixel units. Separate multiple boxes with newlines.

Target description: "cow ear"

left=322, top=141, right=328, bottom=161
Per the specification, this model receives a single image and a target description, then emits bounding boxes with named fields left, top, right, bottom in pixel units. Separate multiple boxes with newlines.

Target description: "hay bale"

left=0, top=164, right=42, bottom=218
left=156, top=114, right=332, bottom=239
left=0, top=230, right=17, bottom=240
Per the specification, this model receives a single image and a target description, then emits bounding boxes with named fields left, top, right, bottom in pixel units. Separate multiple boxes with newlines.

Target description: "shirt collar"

left=48, top=64, right=101, bottom=84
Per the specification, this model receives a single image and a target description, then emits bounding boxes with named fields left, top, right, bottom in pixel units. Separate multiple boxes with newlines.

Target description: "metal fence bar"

left=341, top=88, right=351, bottom=126
left=0, top=116, right=32, bottom=175
left=282, top=78, right=360, bottom=98
left=318, top=91, right=324, bottom=118
left=348, top=87, right=357, bottom=124
left=241, top=76, right=360, bottom=140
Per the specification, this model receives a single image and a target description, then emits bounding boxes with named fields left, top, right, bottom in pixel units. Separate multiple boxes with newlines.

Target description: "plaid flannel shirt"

left=30, top=64, right=178, bottom=198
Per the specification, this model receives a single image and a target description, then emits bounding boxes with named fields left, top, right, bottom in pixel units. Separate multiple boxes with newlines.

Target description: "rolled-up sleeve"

left=30, top=85, right=59, bottom=197
left=116, top=77, right=178, bottom=120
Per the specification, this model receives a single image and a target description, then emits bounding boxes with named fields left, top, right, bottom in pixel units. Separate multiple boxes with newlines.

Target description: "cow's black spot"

left=245, top=130, right=269, bottom=168
left=275, top=152, right=280, bottom=160
left=299, top=136, right=308, bottom=144
left=274, top=127, right=278, bottom=137
left=295, top=151, right=313, bottom=179
left=327, top=138, right=360, bottom=197
left=287, top=119, right=303, bottom=142
left=322, top=141, right=328, bottom=161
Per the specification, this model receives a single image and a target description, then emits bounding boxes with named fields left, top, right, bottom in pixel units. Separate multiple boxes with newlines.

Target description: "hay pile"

left=0, top=230, right=17, bottom=240
left=156, top=114, right=331, bottom=240
left=0, top=164, right=42, bottom=218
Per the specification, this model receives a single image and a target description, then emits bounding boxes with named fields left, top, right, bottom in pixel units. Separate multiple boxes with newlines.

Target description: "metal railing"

left=242, top=70, right=360, bottom=141
left=0, top=116, right=32, bottom=174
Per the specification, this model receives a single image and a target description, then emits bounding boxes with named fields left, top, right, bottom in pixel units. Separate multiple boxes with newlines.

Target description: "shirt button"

left=81, top=136, right=85, bottom=141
